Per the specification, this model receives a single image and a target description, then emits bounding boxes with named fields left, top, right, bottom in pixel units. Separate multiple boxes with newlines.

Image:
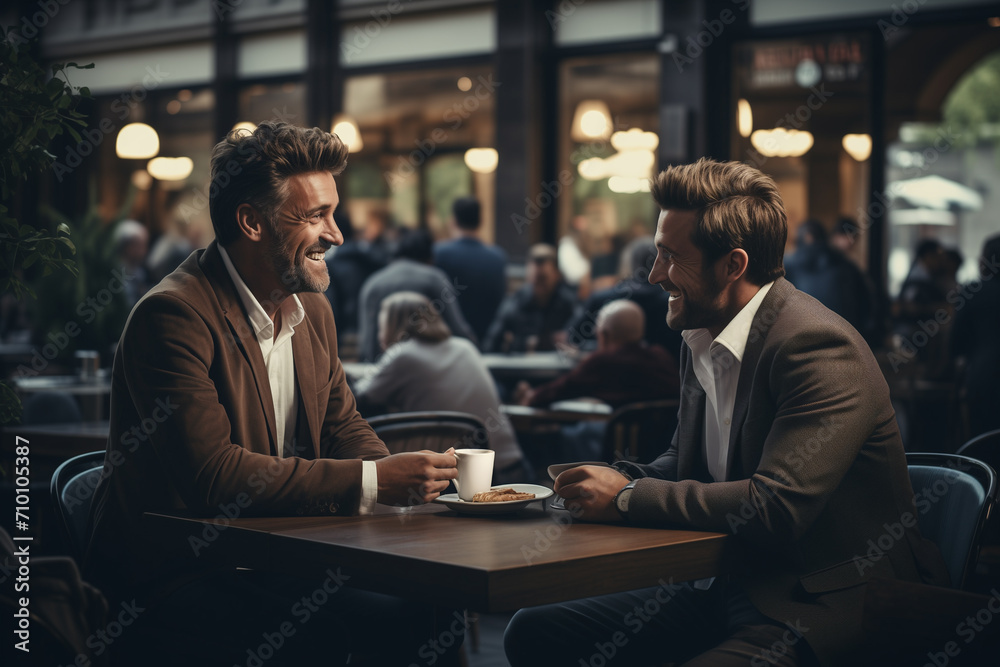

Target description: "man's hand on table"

left=554, top=465, right=630, bottom=523
left=375, top=448, right=458, bottom=505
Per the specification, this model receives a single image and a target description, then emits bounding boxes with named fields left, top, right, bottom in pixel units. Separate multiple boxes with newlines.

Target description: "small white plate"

left=433, top=484, right=553, bottom=515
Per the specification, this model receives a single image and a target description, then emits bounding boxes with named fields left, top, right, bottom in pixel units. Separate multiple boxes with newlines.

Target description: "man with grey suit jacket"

left=504, top=159, right=949, bottom=666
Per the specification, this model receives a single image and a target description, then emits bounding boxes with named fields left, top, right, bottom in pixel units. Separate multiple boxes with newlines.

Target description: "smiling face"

left=263, top=171, right=343, bottom=295
left=648, top=209, right=731, bottom=336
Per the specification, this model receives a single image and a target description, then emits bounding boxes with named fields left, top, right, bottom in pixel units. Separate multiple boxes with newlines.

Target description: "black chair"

left=366, top=411, right=487, bottom=454
left=956, top=429, right=1000, bottom=578
left=49, top=451, right=106, bottom=563
left=601, top=399, right=679, bottom=464
left=905, top=452, right=997, bottom=589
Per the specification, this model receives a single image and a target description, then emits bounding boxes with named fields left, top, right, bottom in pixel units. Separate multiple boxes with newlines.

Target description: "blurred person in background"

left=783, top=219, right=873, bottom=340
left=434, top=197, right=507, bottom=343
left=483, top=243, right=577, bottom=354
left=517, top=300, right=679, bottom=410
left=355, top=291, right=531, bottom=484
left=113, top=218, right=151, bottom=308
left=325, top=209, right=387, bottom=352
left=563, top=236, right=683, bottom=358
left=951, top=233, right=1000, bottom=438
left=558, top=214, right=592, bottom=296
left=357, top=228, right=475, bottom=362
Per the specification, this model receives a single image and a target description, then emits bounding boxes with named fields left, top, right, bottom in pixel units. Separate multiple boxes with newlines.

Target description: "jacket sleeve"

left=119, top=293, right=382, bottom=516
left=628, top=325, right=879, bottom=549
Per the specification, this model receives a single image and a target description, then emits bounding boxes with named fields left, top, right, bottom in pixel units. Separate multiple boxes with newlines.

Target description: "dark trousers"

left=504, top=580, right=817, bottom=667
left=109, top=568, right=465, bottom=667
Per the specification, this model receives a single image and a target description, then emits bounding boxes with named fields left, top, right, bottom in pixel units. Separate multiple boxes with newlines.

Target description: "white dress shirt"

left=681, top=281, right=774, bottom=483
left=219, top=247, right=377, bottom=512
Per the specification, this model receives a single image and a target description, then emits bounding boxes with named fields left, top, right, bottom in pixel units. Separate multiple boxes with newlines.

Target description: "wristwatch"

left=614, top=480, right=638, bottom=519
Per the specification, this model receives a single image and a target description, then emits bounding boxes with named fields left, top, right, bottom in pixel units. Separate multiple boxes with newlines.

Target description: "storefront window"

left=342, top=64, right=495, bottom=242
left=731, top=34, right=872, bottom=264
left=558, top=52, right=660, bottom=287
left=885, top=46, right=1000, bottom=296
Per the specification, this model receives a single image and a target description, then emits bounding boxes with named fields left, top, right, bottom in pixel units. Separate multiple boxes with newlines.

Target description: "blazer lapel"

left=200, top=243, right=279, bottom=455
left=726, top=278, right=793, bottom=477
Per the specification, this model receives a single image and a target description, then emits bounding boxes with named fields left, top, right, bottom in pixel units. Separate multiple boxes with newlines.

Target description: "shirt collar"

left=682, top=281, right=774, bottom=363
left=218, top=245, right=305, bottom=344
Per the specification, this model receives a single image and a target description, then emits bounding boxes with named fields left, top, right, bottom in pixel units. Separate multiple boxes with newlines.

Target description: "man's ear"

left=722, top=248, right=749, bottom=285
left=235, top=203, right=265, bottom=242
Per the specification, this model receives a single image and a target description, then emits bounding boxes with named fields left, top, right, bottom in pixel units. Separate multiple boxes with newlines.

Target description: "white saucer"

left=433, top=484, right=553, bottom=514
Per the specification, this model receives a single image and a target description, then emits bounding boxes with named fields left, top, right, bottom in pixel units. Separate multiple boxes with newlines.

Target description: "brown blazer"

left=619, top=278, right=949, bottom=665
left=84, top=242, right=388, bottom=603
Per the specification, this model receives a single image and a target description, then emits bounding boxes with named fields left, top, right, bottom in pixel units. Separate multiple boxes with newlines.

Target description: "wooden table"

left=13, top=374, right=113, bottom=420
left=144, top=503, right=729, bottom=612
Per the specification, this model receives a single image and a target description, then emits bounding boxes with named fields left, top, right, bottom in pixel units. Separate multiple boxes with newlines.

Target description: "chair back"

left=23, top=391, right=82, bottom=425
left=906, top=453, right=997, bottom=589
left=49, top=451, right=106, bottom=563
left=956, top=429, right=1000, bottom=469
left=366, top=411, right=487, bottom=454
left=602, top=399, right=679, bottom=464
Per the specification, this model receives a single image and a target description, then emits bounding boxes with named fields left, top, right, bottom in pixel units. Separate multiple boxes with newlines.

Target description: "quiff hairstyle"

left=379, top=291, right=452, bottom=348
left=650, top=158, right=786, bottom=285
left=209, top=121, right=349, bottom=245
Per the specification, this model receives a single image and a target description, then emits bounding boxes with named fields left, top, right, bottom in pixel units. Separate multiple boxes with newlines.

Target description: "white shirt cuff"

left=359, top=460, right=378, bottom=515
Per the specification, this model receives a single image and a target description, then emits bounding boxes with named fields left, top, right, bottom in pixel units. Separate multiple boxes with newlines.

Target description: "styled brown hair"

left=378, top=292, right=452, bottom=348
left=209, top=121, right=348, bottom=245
left=650, top=158, right=786, bottom=285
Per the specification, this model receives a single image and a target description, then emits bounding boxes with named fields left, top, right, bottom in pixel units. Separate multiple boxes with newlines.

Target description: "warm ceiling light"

left=116, top=123, right=160, bottom=159
left=166, top=100, right=182, bottom=115
left=610, top=128, right=659, bottom=152
left=233, top=121, right=258, bottom=134
left=332, top=115, right=363, bottom=153
left=842, top=133, right=872, bottom=162
left=147, top=156, right=194, bottom=181
left=457, top=76, right=472, bottom=92
left=131, top=169, right=153, bottom=191
left=738, top=98, right=753, bottom=138
left=571, top=100, right=612, bottom=142
left=988, top=16, right=1000, bottom=27
left=750, top=128, right=814, bottom=157
left=608, top=176, right=651, bottom=194
left=578, top=157, right=609, bottom=181
left=177, top=89, right=193, bottom=102
left=464, top=148, right=498, bottom=174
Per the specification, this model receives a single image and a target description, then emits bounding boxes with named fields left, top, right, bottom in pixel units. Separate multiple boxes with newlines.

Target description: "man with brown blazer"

left=505, top=159, right=949, bottom=666
left=85, top=122, right=459, bottom=665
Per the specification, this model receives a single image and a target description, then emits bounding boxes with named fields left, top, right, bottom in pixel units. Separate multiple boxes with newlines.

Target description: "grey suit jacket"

left=620, top=278, right=948, bottom=665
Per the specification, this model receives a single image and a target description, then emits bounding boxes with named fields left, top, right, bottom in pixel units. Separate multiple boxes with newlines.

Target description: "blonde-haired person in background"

left=355, top=291, right=531, bottom=484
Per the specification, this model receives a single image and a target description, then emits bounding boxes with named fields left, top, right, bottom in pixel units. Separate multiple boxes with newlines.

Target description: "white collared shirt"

left=219, top=246, right=378, bottom=513
left=682, top=281, right=774, bottom=483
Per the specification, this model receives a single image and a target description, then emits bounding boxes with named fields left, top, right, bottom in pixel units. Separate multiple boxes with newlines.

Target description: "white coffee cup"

left=453, top=449, right=495, bottom=501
